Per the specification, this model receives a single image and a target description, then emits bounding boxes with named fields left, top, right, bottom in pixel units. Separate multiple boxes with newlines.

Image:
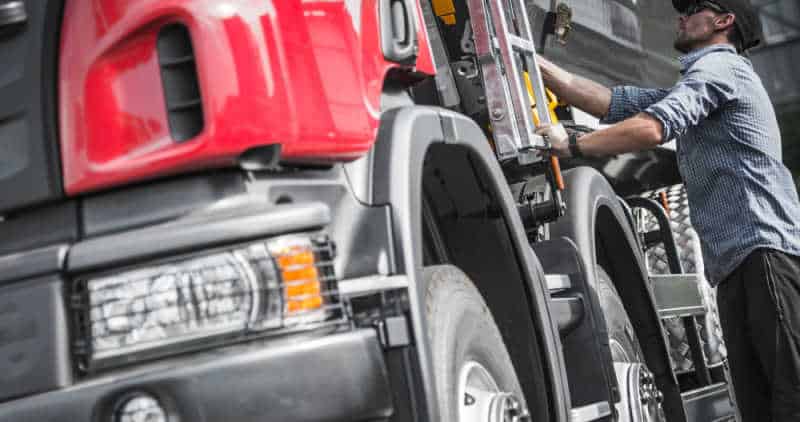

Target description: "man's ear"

left=714, top=13, right=736, bottom=32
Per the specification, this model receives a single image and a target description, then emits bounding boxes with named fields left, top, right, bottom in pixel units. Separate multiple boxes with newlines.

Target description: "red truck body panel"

left=60, top=0, right=434, bottom=194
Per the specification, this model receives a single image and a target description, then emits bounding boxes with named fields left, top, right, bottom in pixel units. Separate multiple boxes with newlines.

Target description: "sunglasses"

left=684, top=1, right=729, bottom=16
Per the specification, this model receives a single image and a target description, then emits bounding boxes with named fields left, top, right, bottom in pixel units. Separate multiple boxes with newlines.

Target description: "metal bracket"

left=554, top=3, right=573, bottom=44
left=376, top=315, right=411, bottom=349
left=419, top=0, right=462, bottom=108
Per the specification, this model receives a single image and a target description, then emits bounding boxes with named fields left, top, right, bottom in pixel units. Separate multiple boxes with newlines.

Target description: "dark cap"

left=672, top=0, right=763, bottom=51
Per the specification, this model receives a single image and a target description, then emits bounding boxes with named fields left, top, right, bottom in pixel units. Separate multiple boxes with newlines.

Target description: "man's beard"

left=674, top=34, right=693, bottom=54
left=674, top=16, right=715, bottom=54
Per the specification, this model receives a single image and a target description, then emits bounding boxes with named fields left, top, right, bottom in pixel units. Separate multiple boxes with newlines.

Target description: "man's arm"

left=573, top=114, right=663, bottom=156
left=642, top=59, right=738, bottom=142
left=538, top=55, right=739, bottom=158
left=538, top=55, right=612, bottom=118
left=537, top=113, right=664, bottom=158
left=538, top=55, right=670, bottom=122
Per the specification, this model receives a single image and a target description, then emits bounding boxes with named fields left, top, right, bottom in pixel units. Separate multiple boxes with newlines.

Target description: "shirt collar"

left=679, top=44, right=737, bottom=73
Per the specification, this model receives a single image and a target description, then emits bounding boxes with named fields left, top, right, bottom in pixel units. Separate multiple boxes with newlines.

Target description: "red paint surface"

left=60, top=0, right=435, bottom=194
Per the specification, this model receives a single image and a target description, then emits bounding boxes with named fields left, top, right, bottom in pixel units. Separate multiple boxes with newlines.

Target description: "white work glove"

left=535, top=123, right=571, bottom=158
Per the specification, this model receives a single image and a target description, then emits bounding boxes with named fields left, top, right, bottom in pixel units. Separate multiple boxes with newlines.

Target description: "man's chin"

left=674, top=38, right=692, bottom=54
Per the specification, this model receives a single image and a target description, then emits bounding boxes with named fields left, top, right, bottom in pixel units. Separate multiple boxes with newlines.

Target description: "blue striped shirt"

left=601, top=44, right=800, bottom=284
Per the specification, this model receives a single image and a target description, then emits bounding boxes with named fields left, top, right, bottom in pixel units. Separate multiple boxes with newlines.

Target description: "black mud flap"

left=532, top=237, right=620, bottom=411
left=0, top=0, right=64, bottom=213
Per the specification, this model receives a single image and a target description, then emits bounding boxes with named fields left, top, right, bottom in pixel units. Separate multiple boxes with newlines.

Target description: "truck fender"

left=548, top=166, right=686, bottom=421
left=347, top=106, right=572, bottom=422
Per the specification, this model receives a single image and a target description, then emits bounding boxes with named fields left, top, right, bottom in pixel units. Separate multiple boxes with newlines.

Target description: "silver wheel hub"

left=614, top=363, right=665, bottom=422
left=637, top=366, right=664, bottom=421
left=457, top=361, right=531, bottom=422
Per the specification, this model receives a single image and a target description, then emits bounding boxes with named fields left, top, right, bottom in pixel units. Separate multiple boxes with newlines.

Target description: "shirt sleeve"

left=643, top=56, right=739, bottom=142
left=600, top=86, right=670, bottom=124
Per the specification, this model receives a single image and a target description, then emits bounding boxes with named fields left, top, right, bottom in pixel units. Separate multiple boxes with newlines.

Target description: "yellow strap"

left=523, top=71, right=560, bottom=125
left=432, top=0, right=457, bottom=25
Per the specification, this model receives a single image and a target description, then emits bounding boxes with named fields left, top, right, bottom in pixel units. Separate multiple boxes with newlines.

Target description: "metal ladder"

left=466, top=0, right=551, bottom=164
left=627, top=196, right=739, bottom=421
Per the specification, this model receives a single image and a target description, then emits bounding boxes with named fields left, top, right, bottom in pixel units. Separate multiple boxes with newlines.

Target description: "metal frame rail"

left=626, top=197, right=713, bottom=386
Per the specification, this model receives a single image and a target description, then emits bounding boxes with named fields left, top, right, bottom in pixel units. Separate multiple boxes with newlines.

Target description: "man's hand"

left=536, top=55, right=561, bottom=80
left=535, top=123, right=571, bottom=158
left=536, top=113, right=664, bottom=159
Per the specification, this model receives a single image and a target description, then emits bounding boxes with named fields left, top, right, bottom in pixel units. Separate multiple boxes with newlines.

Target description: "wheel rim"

left=457, top=361, right=530, bottom=422
left=609, top=339, right=633, bottom=362
left=614, top=363, right=665, bottom=422
left=636, top=366, right=665, bottom=422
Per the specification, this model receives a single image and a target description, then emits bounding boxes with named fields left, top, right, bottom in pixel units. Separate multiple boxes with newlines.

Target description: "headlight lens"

left=74, top=234, right=341, bottom=370
left=88, top=251, right=262, bottom=358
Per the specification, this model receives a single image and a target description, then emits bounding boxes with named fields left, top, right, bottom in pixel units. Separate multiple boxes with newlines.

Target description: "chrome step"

left=545, top=273, right=571, bottom=291
left=650, top=274, right=706, bottom=318
left=682, top=383, right=737, bottom=422
left=570, top=401, right=612, bottom=422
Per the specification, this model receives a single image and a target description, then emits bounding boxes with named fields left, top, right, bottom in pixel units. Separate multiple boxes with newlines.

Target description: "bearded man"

left=535, top=1, right=800, bottom=420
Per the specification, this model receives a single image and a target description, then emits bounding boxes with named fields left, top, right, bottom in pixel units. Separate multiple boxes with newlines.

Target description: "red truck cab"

left=58, top=0, right=433, bottom=194
left=0, top=1, right=437, bottom=421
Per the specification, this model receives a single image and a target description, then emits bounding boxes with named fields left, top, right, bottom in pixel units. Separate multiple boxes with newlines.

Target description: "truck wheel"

left=596, top=267, right=666, bottom=421
left=596, top=267, right=643, bottom=363
left=424, top=265, right=530, bottom=422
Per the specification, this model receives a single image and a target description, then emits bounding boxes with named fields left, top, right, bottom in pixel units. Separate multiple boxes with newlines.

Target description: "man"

left=535, top=0, right=800, bottom=420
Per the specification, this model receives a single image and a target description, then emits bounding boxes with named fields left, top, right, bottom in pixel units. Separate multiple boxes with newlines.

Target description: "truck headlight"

left=72, top=234, right=342, bottom=370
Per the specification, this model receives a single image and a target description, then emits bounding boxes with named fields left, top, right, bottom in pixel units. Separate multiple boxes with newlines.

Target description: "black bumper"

left=0, top=329, right=392, bottom=422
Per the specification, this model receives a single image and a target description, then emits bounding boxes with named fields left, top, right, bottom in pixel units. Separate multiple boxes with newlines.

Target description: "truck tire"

left=424, top=265, right=529, bottom=422
left=641, top=184, right=727, bottom=371
left=596, top=267, right=644, bottom=363
left=596, top=267, right=666, bottom=421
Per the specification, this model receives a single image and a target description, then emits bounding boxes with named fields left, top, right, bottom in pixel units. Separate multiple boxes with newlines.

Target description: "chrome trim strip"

left=338, top=275, right=409, bottom=297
